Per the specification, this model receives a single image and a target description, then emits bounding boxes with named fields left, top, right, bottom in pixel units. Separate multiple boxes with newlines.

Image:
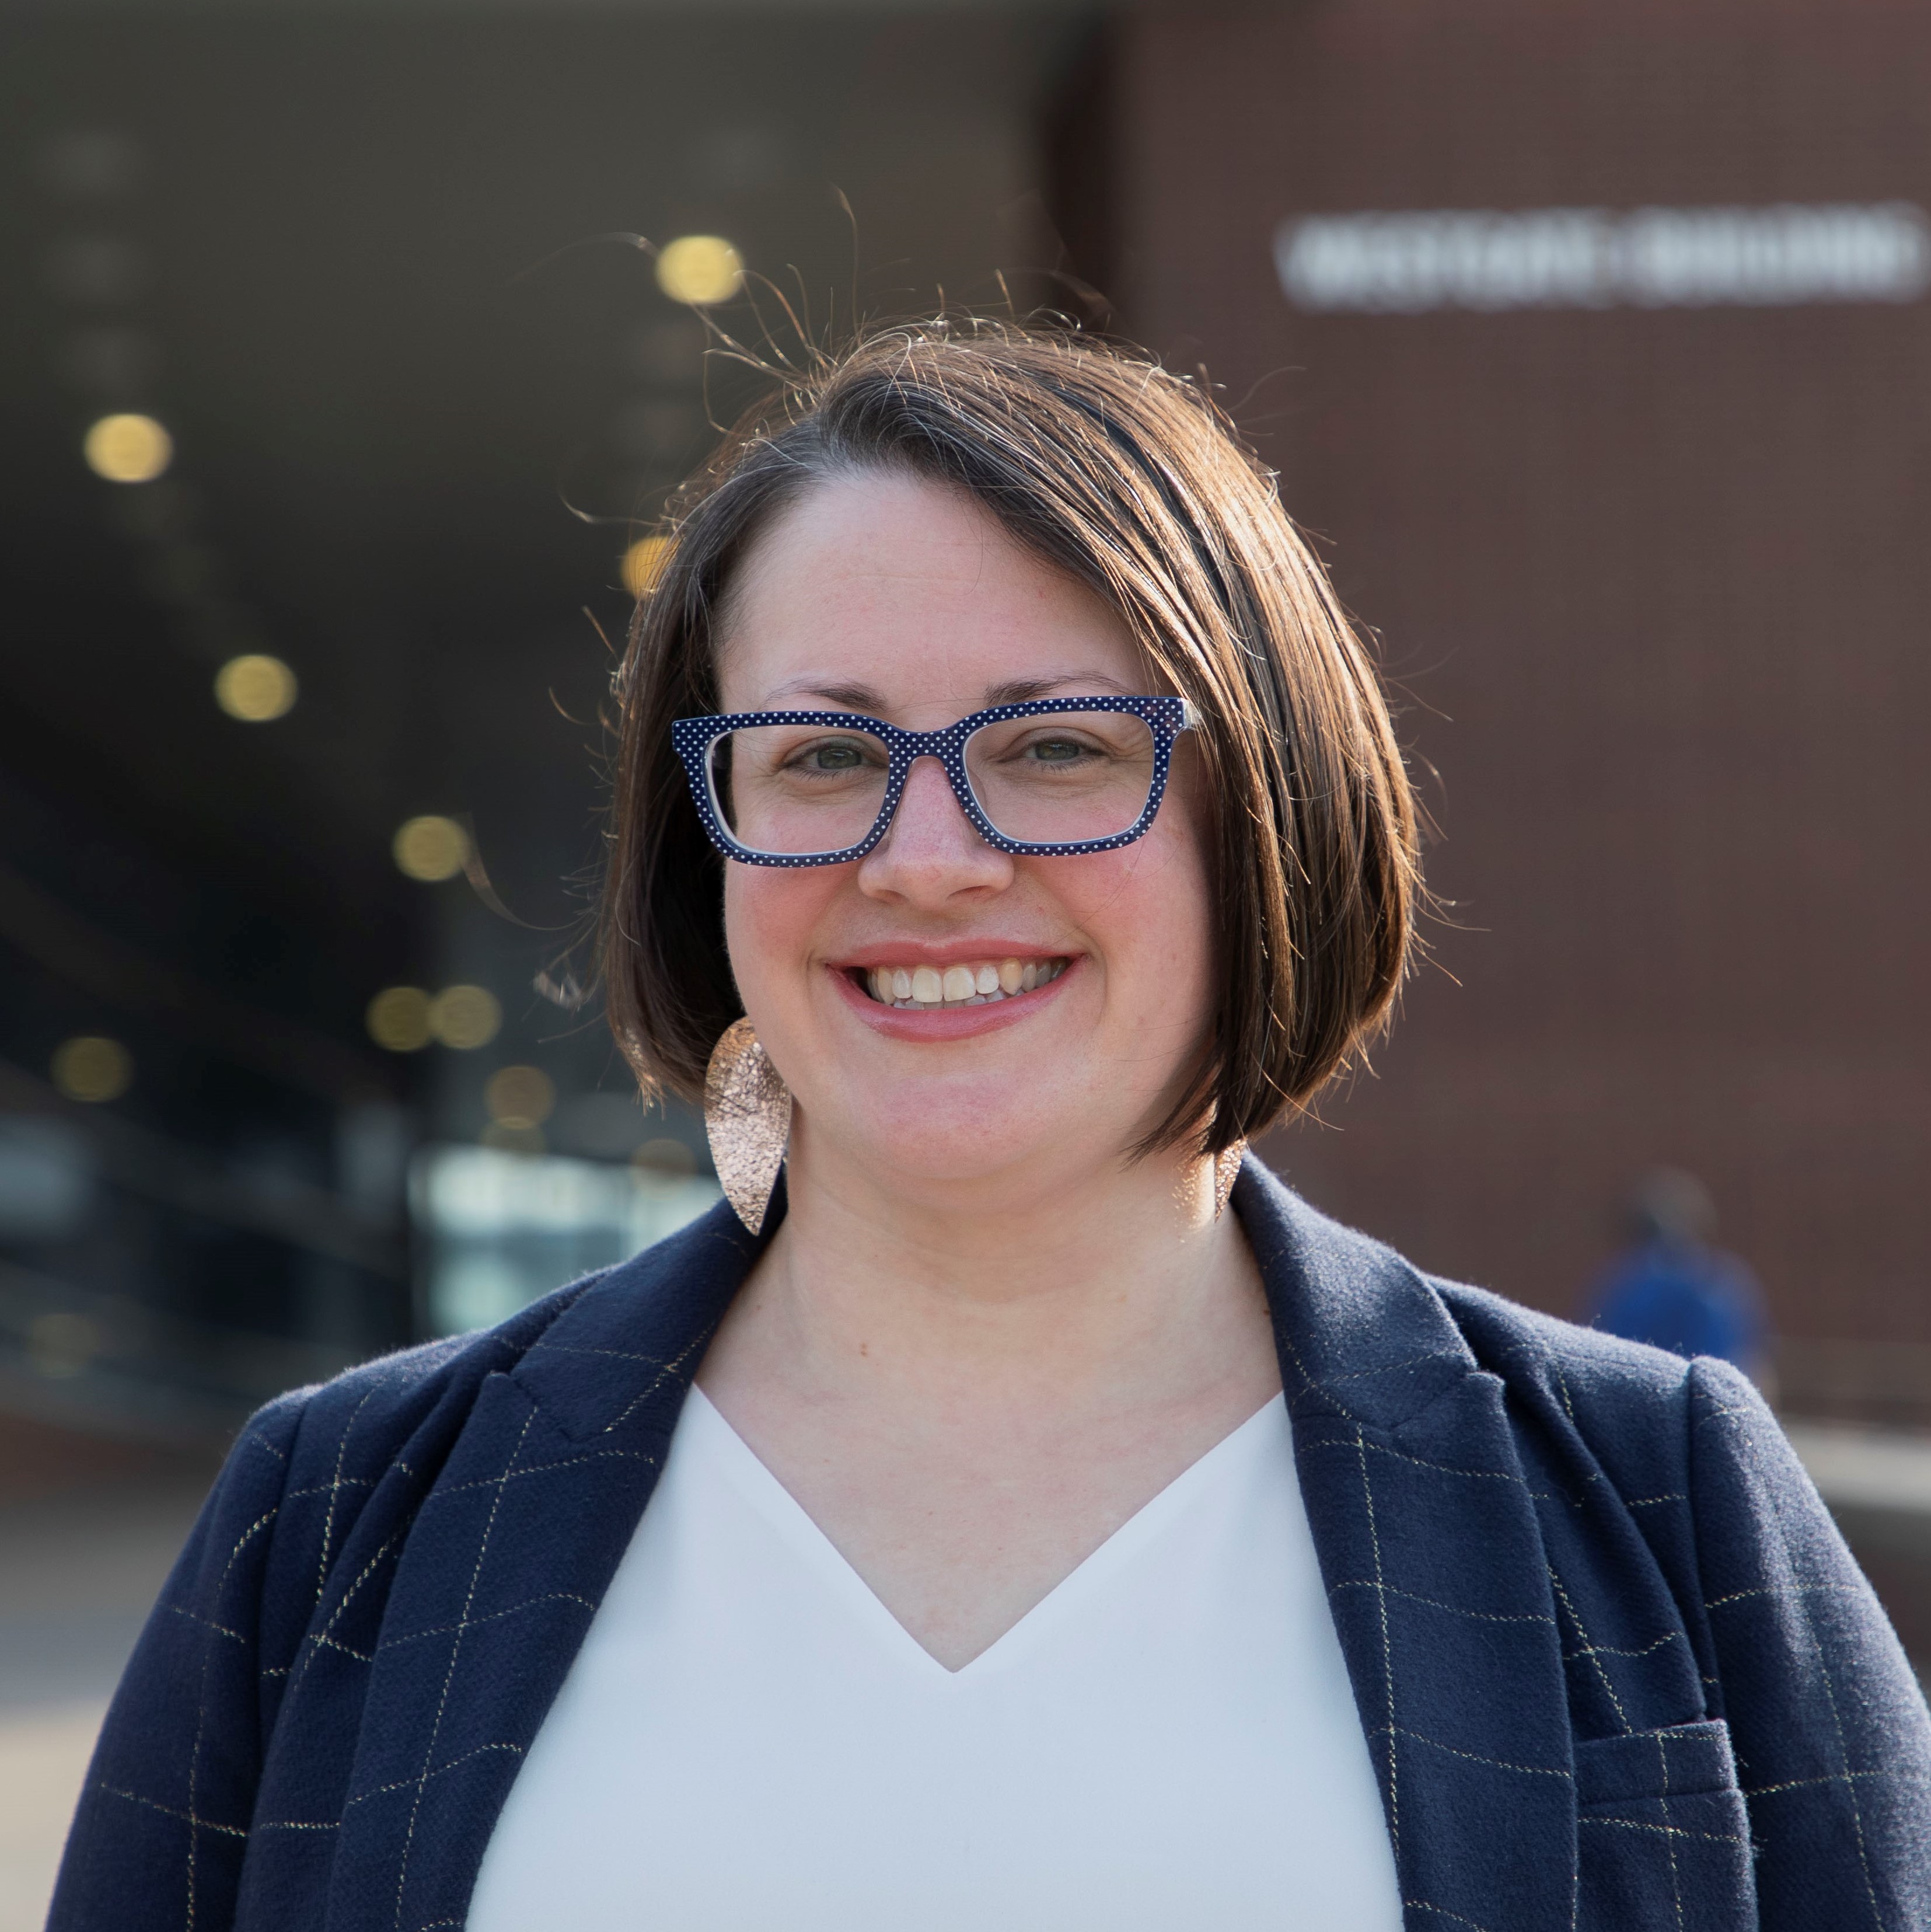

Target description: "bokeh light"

left=392, top=814, right=469, bottom=883
left=428, top=985, right=502, bottom=1050
left=82, top=411, right=172, bottom=482
left=366, top=986, right=432, bottom=1052
left=655, top=234, right=743, bottom=305
left=621, top=534, right=673, bottom=598
left=28, top=1310, right=100, bottom=1380
left=37, top=129, right=145, bottom=201
left=51, top=1034, right=132, bottom=1102
left=632, top=1136, right=698, bottom=1178
left=484, top=1064, right=557, bottom=1130
left=213, top=653, right=298, bottom=721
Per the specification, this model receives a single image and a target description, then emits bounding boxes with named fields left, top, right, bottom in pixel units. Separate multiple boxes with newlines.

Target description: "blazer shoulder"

left=265, top=1268, right=609, bottom=1479
left=1433, top=1275, right=1698, bottom=1414
left=243, top=1196, right=750, bottom=1569
left=195, top=1268, right=619, bottom=1620
left=1427, top=1276, right=1713, bottom=1513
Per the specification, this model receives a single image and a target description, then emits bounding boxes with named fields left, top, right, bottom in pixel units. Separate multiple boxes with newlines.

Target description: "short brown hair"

left=600, top=319, right=1419, bottom=1156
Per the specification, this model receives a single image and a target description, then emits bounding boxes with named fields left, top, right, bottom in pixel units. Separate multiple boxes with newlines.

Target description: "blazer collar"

left=509, top=1183, right=772, bottom=1443
left=514, top=1159, right=1476, bottom=1442
left=1231, top=1156, right=1478, bottom=1432
left=498, top=1160, right=1576, bottom=1932
left=1236, top=1159, right=1577, bottom=1932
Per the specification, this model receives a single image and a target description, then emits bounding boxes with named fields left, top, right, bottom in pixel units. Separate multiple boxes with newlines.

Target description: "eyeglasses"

left=673, top=696, right=1196, bottom=866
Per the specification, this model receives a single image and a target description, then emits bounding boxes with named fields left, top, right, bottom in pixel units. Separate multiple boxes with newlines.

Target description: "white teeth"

left=863, top=957, right=1067, bottom=1009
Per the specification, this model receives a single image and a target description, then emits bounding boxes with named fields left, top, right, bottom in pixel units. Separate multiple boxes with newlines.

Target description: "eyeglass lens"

left=707, top=711, right=1160, bottom=857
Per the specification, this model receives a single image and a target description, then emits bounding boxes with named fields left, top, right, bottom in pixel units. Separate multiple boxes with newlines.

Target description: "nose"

left=857, top=755, right=1012, bottom=906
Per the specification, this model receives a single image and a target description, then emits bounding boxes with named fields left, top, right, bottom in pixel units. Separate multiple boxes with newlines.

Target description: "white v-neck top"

left=468, top=1387, right=1402, bottom=1931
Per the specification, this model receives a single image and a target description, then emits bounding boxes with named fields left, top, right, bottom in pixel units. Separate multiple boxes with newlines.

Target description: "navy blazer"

left=51, top=1162, right=1931, bottom=1931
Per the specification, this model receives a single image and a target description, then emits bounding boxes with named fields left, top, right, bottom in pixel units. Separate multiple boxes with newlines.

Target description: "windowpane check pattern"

left=47, top=1165, right=1931, bottom=1932
left=672, top=696, right=1194, bottom=865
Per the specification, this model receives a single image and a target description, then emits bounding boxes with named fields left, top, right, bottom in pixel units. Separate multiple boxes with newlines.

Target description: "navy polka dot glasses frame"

left=672, top=696, right=1197, bottom=867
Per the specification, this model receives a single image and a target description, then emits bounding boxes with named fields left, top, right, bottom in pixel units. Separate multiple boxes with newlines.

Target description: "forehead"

left=715, top=469, right=1147, bottom=724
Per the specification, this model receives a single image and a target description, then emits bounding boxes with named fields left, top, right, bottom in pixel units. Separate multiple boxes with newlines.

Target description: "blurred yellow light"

left=51, top=1034, right=132, bottom=1103
left=366, top=986, right=433, bottom=1052
left=621, top=534, right=673, bottom=599
left=429, top=985, right=502, bottom=1051
left=214, top=653, right=298, bottom=722
left=656, top=235, right=743, bottom=306
left=393, top=814, right=469, bottom=883
left=29, top=1310, right=100, bottom=1380
left=484, top=1064, right=557, bottom=1130
left=632, top=1136, right=697, bottom=1178
left=83, top=411, right=172, bottom=483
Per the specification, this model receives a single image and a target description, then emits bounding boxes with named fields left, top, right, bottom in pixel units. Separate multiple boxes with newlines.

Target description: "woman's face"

left=716, top=469, right=1217, bottom=1201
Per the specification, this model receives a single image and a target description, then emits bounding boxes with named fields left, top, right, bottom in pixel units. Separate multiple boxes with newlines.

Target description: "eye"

left=790, top=737, right=871, bottom=771
left=1024, top=734, right=1098, bottom=763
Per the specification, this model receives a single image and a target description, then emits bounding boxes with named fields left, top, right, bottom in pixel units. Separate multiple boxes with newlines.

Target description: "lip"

left=831, top=940, right=1070, bottom=972
left=829, top=954, right=1080, bottom=1041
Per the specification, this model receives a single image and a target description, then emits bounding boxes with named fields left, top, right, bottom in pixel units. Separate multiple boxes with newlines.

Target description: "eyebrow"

left=759, top=678, right=888, bottom=711
left=755, top=670, right=1140, bottom=713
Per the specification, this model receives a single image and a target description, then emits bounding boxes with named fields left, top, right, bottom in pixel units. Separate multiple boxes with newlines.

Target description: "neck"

left=708, top=1123, right=1272, bottom=1425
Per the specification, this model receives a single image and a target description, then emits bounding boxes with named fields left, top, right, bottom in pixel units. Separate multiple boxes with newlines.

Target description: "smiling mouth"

left=854, top=957, right=1071, bottom=1010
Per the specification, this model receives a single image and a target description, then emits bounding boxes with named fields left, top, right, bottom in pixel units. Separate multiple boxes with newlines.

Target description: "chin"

left=846, top=1141, right=1083, bottom=1202
left=801, top=1084, right=1099, bottom=1195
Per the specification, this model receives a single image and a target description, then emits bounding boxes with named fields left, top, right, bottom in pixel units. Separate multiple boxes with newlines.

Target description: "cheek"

left=1149, top=770, right=1218, bottom=1009
left=722, top=867, right=837, bottom=1007
left=1052, top=813, right=1216, bottom=1015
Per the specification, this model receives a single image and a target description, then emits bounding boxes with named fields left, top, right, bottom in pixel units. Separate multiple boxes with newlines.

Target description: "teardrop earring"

left=1213, top=1141, right=1247, bottom=1219
left=704, top=1018, right=791, bottom=1235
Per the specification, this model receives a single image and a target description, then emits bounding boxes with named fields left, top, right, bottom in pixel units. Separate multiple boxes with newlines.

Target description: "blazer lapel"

left=325, top=1166, right=1576, bottom=1932
left=326, top=1195, right=765, bottom=1932
left=1237, top=1160, right=1579, bottom=1932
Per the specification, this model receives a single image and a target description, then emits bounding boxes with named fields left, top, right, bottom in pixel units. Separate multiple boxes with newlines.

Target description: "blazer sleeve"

left=1688, top=1357, right=1931, bottom=1930
left=48, top=1390, right=308, bottom=1932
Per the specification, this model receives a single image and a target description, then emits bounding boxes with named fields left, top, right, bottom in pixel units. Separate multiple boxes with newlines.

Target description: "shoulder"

left=257, top=1187, right=749, bottom=1468
left=1426, top=1274, right=1794, bottom=1525
left=260, top=1271, right=607, bottom=1484
left=1235, top=1162, right=1750, bottom=1464
left=193, top=1267, right=626, bottom=1620
left=225, top=1194, right=751, bottom=1570
left=1431, top=1276, right=1698, bottom=1417
left=1236, top=1162, right=1710, bottom=1459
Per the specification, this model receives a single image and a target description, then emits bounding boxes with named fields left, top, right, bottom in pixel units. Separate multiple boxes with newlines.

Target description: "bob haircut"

left=600, top=319, right=1419, bottom=1157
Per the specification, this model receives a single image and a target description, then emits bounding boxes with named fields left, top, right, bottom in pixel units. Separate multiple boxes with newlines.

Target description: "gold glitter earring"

left=704, top=1018, right=791, bottom=1235
left=1213, top=1142, right=1247, bottom=1219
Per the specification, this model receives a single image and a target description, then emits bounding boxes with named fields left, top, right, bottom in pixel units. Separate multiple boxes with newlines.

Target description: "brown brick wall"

left=1108, top=1, right=1931, bottom=1353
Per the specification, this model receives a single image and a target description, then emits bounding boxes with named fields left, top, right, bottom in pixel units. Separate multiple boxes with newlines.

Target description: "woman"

left=54, top=323, right=1930, bottom=1931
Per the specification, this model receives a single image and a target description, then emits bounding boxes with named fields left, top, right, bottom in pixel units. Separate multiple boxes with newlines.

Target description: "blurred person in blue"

left=50, top=324, right=1929, bottom=1932
left=1588, top=1168, right=1772, bottom=1387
